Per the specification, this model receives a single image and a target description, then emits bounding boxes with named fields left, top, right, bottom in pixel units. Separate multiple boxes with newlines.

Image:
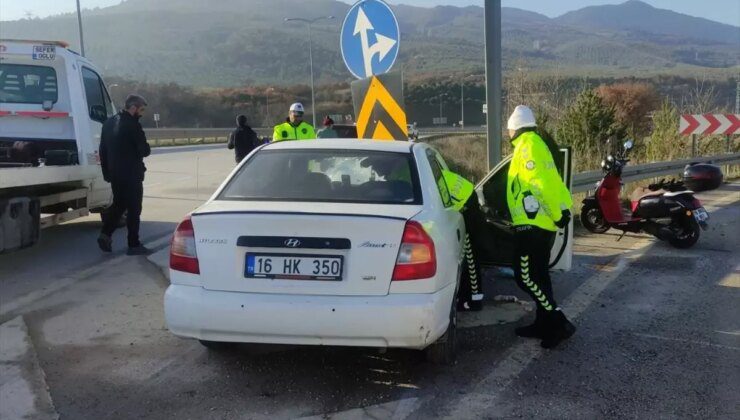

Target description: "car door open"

left=473, top=147, right=573, bottom=271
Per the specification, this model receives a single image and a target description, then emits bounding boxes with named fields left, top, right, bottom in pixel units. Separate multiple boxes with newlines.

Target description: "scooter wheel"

left=668, top=217, right=700, bottom=249
left=580, top=204, right=609, bottom=233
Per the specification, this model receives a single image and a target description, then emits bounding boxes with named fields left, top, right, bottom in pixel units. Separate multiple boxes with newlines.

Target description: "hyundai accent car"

left=164, top=139, right=468, bottom=363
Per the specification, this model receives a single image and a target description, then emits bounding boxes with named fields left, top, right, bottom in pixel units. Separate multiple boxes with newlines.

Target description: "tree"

left=646, top=100, right=686, bottom=162
left=596, top=82, right=660, bottom=140
left=556, top=89, right=626, bottom=171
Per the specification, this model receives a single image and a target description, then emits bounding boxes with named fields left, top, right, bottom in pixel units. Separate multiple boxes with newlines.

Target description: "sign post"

left=484, top=0, right=502, bottom=169
left=679, top=114, right=739, bottom=157
left=342, top=0, right=407, bottom=140
left=351, top=73, right=407, bottom=140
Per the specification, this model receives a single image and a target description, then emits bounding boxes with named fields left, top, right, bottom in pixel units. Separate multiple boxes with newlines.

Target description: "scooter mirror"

left=624, top=140, right=634, bottom=150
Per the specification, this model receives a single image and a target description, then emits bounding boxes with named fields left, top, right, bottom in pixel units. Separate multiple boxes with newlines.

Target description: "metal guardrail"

left=571, top=153, right=740, bottom=193
left=145, top=126, right=482, bottom=143
left=146, top=128, right=272, bottom=146
left=146, top=128, right=737, bottom=192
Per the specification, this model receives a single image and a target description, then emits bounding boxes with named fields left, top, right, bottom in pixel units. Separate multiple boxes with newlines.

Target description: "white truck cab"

left=0, top=39, right=115, bottom=253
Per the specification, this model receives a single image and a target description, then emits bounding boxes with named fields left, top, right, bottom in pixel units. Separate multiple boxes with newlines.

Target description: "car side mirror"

left=90, top=105, right=107, bottom=122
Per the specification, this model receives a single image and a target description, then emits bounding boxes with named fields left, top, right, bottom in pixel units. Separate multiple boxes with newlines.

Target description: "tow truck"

left=1, top=39, right=115, bottom=253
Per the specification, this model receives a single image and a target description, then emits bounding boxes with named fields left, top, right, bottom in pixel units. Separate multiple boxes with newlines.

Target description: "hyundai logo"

left=284, top=238, right=301, bottom=248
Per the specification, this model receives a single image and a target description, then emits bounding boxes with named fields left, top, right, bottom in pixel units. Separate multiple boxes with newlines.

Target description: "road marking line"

left=0, top=235, right=171, bottom=319
left=0, top=316, right=58, bottom=420
left=718, top=271, right=740, bottom=288
left=297, top=397, right=420, bottom=420
left=434, top=242, right=652, bottom=420
left=632, top=333, right=740, bottom=351
left=715, top=330, right=740, bottom=337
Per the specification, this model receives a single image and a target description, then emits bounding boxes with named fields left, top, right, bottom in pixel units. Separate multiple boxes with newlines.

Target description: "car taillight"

left=170, top=215, right=200, bottom=274
left=392, top=221, right=436, bottom=281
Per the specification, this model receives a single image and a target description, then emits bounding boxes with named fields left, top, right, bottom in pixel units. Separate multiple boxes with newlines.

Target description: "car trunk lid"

left=191, top=201, right=421, bottom=296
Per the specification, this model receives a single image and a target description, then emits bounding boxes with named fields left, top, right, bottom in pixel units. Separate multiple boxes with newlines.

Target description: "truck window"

left=81, top=67, right=114, bottom=123
left=0, top=64, right=58, bottom=105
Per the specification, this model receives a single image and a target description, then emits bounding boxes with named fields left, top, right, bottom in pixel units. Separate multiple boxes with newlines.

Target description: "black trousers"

left=102, top=180, right=143, bottom=247
left=459, top=197, right=485, bottom=304
left=512, top=225, right=557, bottom=315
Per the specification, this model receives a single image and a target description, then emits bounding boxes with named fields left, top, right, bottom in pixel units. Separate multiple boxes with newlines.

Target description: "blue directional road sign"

left=340, top=0, right=400, bottom=80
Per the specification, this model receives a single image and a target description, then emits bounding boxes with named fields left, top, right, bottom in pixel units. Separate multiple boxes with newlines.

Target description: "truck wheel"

left=580, top=203, right=609, bottom=233
left=425, top=297, right=458, bottom=365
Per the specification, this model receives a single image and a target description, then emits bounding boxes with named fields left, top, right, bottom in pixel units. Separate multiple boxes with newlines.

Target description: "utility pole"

left=460, top=82, right=464, bottom=129
left=76, top=0, right=86, bottom=56
left=284, top=16, right=335, bottom=128
left=484, top=0, right=502, bottom=169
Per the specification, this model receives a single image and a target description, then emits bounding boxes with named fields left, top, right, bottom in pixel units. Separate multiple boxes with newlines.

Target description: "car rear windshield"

left=218, top=149, right=422, bottom=205
left=0, top=64, right=58, bottom=104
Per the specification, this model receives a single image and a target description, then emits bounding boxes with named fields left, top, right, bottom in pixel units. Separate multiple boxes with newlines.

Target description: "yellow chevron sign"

left=351, top=73, right=408, bottom=141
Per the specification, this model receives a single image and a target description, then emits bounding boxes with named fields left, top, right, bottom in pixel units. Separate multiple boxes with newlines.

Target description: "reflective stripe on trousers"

left=519, top=255, right=553, bottom=311
left=464, top=234, right=481, bottom=298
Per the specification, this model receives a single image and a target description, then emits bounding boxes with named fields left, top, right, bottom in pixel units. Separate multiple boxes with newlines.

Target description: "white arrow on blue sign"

left=340, top=0, right=400, bottom=80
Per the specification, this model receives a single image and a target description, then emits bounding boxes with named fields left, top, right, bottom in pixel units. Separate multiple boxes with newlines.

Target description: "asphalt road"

left=1, top=145, right=738, bottom=419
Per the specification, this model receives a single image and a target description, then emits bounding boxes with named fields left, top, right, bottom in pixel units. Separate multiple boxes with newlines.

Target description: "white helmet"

left=289, top=102, right=305, bottom=113
left=507, top=105, right=537, bottom=131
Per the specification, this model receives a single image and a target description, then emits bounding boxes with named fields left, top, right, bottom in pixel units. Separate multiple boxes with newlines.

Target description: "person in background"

left=272, top=103, right=316, bottom=141
left=317, top=116, right=338, bottom=138
left=506, top=105, right=575, bottom=349
left=227, top=114, right=259, bottom=163
left=97, top=94, right=151, bottom=256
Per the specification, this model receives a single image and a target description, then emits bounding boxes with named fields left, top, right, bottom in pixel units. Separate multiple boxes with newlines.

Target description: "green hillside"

left=1, top=0, right=737, bottom=87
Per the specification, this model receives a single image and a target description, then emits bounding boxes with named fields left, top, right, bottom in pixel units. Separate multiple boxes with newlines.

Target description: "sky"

left=0, top=0, right=739, bottom=26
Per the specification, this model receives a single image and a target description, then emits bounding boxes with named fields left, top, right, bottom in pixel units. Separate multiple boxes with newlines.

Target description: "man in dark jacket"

left=227, top=114, right=259, bottom=163
left=97, top=94, right=151, bottom=255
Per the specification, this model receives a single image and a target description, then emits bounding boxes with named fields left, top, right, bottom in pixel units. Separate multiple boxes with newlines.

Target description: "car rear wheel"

left=199, top=340, right=234, bottom=351
left=425, top=297, right=458, bottom=365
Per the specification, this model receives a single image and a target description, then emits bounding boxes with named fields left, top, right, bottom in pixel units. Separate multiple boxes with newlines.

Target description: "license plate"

left=693, top=207, right=709, bottom=222
left=245, top=253, right=343, bottom=281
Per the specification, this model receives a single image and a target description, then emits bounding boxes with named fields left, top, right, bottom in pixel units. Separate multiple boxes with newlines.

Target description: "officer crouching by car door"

left=440, top=169, right=485, bottom=312
left=506, top=105, right=575, bottom=349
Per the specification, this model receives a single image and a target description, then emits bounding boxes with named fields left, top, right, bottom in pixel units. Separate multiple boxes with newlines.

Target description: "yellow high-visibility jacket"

left=272, top=121, right=316, bottom=142
left=506, top=131, right=572, bottom=231
left=442, top=170, right=475, bottom=212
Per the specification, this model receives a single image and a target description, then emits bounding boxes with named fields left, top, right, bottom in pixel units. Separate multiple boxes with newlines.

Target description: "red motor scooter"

left=580, top=140, right=709, bottom=248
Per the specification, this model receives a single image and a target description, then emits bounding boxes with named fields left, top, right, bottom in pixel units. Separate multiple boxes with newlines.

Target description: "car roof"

left=262, top=139, right=416, bottom=153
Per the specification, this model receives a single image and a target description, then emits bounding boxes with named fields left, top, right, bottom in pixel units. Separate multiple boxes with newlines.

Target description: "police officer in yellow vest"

left=507, top=105, right=575, bottom=349
left=441, top=169, right=485, bottom=311
left=272, top=103, right=316, bottom=142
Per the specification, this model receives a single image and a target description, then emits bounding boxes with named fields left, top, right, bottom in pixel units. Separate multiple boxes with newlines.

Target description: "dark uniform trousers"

left=459, top=196, right=485, bottom=307
left=512, top=225, right=558, bottom=319
left=102, top=180, right=143, bottom=248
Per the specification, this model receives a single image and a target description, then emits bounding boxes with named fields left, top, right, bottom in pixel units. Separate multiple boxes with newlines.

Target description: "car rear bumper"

left=164, top=283, right=455, bottom=349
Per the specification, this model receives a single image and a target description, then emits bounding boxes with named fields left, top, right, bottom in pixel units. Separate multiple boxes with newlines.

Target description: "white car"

left=164, top=139, right=575, bottom=363
left=164, top=139, right=467, bottom=363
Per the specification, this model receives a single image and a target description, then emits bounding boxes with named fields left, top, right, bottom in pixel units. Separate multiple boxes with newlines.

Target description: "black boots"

left=540, top=309, right=576, bottom=349
left=515, top=308, right=547, bottom=338
left=97, top=234, right=112, bottom=252
left=516, top=308, right=576, bottom=349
